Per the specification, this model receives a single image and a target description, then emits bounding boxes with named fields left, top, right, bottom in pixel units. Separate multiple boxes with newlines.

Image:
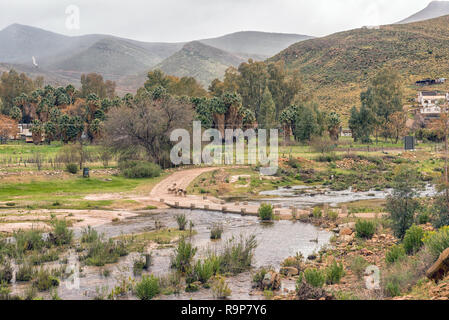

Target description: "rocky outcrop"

left=262, top=271, right=281, bottom=290
left=279, top=267, right=299, bottom=277
left=427, top=248, right=449, bottom=282
left=296, top=280, right=334, bottom=300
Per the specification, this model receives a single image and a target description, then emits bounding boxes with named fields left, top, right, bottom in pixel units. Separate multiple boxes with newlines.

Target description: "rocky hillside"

left=155, top=41, right=247, bottom=86
left=270, top=14, right=449, bottom=116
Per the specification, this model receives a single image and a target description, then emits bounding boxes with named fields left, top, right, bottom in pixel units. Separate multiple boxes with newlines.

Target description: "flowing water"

left=23, top=209, right=331, bottom=300
left=14, top=183, right=435, bottom=300
left=257, top=184, right=437, bottom=208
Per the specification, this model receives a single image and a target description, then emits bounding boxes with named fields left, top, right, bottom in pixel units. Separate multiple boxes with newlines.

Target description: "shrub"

left=325, top=260, right=345, bottom=284
left=210, top=224, right=223, bottom=240
left=133, top=257, right=146, bottom=276
left=14, top=229, right=44, bottom=253
left=217, top=235, right=257, bottom=274
left=258, top=204, right=274, bottom=221
left=84, top=238, right=128, bottom=266
left=29, top=249, right=59, bottom=265
left=193, top=257, right=219, bottom=284
left=171, top=237, right=197, bottom=273
left=121, top=161, right=161, bottom=179
left=402, top=225, right=424, bottom=255
left=301, top=268, right=325, bottom=288
left=50, top=219, right=73, bottom=246
left=385, top=280, right=401, bottom=297
left=252, top=268, right=269, bottom=289
left=81, top=226, right=99, bottom=243
left=16, top=264, right=34, bottom=282
left=312, top=207, right=322, bottom=218
left=175, top=214, right=187, bottom=231
left=33, top=269, right=59, bottom=292
left=0, top=261, right=13, bottom=283
left=65, top=163, right=78, bottom=174
left=135, top=275, right=160, bottom=300
left=355, top=220, right=376, bottom=239
left=423, top=226, right=449, bottom=259
left=382, top=249, right=434, bottom=298
left=211, top=276, right=231, bottom=299
left=349, top=256, right=368, bottom=279
left=327, top=210, right=338, bottom=221
left=417, top=212, right=430, bottom=225
left=385, top=245, right=406, bottom=264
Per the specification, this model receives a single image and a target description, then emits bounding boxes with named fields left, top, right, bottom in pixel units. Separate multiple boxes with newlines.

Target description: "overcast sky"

left=0, top=0, right=436, bottom=42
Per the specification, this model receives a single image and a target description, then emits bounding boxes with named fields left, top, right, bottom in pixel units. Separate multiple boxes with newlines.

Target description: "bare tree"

left=104, top=94, right=193, bottom=167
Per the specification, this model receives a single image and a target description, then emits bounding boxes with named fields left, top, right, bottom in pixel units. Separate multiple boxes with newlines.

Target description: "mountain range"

left=2, top=1, right=449, bottom=102
left=397, top=1, right=449, bottom=24
left=0, top=24, right=310, bottom=92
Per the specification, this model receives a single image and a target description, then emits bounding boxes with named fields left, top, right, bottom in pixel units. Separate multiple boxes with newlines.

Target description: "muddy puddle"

left=14, top=209, right=330, bottom=300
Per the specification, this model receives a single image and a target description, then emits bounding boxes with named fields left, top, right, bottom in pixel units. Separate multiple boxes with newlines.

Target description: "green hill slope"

left=270, top=15, right=449, bottom=117
left=155, top=41, right=247, bottom=86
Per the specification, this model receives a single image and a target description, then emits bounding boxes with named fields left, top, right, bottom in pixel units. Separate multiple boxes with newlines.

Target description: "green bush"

left=402, top=225, right=424, bottom=255
left=211, top=276, right=231, bottom=299
left=16, top=264, right=34, bottom=282
left=312, top=207, right=322, bottom=218
left=385, top=280, right=401, bottom=297
left=193, top=257, right=219, bottom=284
left=14, top=229, right=45, bottom=253
left=0, top=261, right=13, bottom=283
left=258, top=204, right=274, bottom=221
left=327, top=210, right=338, bottom=221
left=135, top=275, right=160, bottom=300
left=325, top=260, right=345, bottom=284
left=423, top=226, right=449, bottom=259
left=175, top=214, right=187, bottom=231
left=217, top=235, right=257, bottom=274
left=301, top=268, right=325, bottom=288
left=385, top=245, right=406, bottom=264
left=252, top=268, right=269, bottom=289
left=81, top=226, right=99, bottom=243
left=133, top=258, right=146, bottom=276
left=33, top=269, right=59, bottom=292
left=121, top=161, right=161, bottom=179
left=210, top=224, right=223, bottom=240
left=65, top=163, right=78, bottom=174
left=349, top=256, right=368, bottom=279
left=84, top=238, right=128, bottom=266
left=355, top=220, right=376, bottom=239
left=170, top=237, right=197, bottom=273
left=417, top=212, right=430, bottom=225
left=50, top=219, right=73, bottom=246
left=29, top=249, right=59, bottom=265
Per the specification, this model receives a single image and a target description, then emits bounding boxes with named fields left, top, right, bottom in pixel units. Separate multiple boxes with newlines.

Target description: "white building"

left=417, top=91, right=449, bottom=118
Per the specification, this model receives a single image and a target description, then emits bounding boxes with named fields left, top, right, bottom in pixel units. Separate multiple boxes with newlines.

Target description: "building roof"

left=420, top=91, right=445, bottom=96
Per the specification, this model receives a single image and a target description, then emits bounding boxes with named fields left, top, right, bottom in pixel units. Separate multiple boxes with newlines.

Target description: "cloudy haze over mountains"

left=0, top=0, right=440, bottom=42
left=1, top=0, right=449, bottom=93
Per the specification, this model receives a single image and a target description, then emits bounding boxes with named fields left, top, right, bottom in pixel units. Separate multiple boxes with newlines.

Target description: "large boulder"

left=427, top=248, right=449, bottom=282
left=296, top=280, right=334, bottom=300
left=338, top=222, right=356, bottom=231
left=262, top=271, right=281, bottom=290
left=280, top=267, right=299, bottom=277
left=340, top=227, right=353, bottom=236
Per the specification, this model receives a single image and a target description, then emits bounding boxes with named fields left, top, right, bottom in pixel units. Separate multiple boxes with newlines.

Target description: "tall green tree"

left=349, top=105, right=375, bottom=143
left=0, top=70, right=35, bottom=116
left=361, top=69, right=403, bottom=141
left=386, top=166, right=419, bottom=239
left=259, top=87, right=276, bottom=129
